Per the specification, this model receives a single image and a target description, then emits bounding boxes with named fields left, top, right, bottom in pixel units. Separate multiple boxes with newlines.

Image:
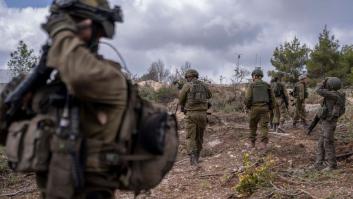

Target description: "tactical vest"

left=1, top=72, right=179, bottom=196
left=185, top=80, right=208, bottom=110
left=252, top=81, right=270, bottom=104
left=271, top=82, right=283, bottom=97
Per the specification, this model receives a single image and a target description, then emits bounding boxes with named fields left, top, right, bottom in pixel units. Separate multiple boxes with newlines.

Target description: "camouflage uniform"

left=37, top=1, right=127, bottom=198
left=271, top=80, right=289, bottom=128
left=245, top=79, right=276, bottom=145
left=315, top=78, right=345, bottom=170
left=293, top=81, right=307, bottom=126
left=179, top=75, right=212, bottom=164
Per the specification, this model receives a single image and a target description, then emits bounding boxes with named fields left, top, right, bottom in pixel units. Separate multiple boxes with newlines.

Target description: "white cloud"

left=0, top=0, right=353, bottom=83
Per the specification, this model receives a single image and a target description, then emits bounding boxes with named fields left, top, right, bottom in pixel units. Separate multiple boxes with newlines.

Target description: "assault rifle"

left=306, top=113, right=320, bottom=135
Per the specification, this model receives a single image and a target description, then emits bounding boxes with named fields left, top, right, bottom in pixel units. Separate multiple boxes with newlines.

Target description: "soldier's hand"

left=42, top=12, right=77, bottom=37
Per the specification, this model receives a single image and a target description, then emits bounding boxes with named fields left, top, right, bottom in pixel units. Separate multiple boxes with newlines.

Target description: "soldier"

left=270, top=75, right=289, bottom=132
left=293, top=75, right=308, bottom=128
left=38, top=0, right=127, bottom=198
left=311, top=77, right=345, bottom=171
left=245, top=68, right=276, bottom=150
left=179, top=69, right=212, bottom=166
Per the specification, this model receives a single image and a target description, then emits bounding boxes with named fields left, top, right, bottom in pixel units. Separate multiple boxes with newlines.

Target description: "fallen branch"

left=269, top=132, right=294, bottom=138
left=298, top=188, right=320, bottom=199
left=0, top=188, right=36, bottom=197
left=270, top=181, right=301, bottom=197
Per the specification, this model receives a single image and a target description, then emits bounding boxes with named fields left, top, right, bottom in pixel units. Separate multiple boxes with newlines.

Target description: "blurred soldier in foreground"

left=270, top=75, right=289, bottom=132
left=310, top=77, right=345, bottom=171
left=245, top=68, right=275, bottom=150
left=179, top=69, right=212, bottom=166
left=293, top=75, right=308, bottom=128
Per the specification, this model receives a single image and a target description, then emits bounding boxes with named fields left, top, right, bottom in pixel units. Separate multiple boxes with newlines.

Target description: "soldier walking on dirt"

left=293, top=75, right=308, bottom=128
left=270, top=75, right=289, bottom=132
left=311, top=77, right=345, bottom=171
left=245, top=68, right=276, bottom=150
left=179, top=69, right=212, bottom=166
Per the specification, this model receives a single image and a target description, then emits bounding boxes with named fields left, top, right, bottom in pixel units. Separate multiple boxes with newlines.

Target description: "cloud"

left=1, top=0, right=353, bottom=83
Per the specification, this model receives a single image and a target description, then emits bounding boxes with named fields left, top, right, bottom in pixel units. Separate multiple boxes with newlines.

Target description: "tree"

left=140, top=59, right=170, bottom=82
left=307, top=26, right=340, bottom=81
left=7, top=40, right=37, bottom=77
left=232, top=66, right=250, bottom=84
left=340, top=45, right=353, bottom=85
left=168, top=61, right=192, bottom=84
left=271, top=36, right=310, bottom=83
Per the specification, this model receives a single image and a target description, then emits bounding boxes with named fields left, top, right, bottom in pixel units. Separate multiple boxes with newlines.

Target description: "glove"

left=42, top=12, right=77, bottom=38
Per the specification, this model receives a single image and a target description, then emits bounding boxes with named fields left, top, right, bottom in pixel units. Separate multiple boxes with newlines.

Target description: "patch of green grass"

left=301, top=169, right=339, bottom=182
left=0, top=146, right=9, bottom=173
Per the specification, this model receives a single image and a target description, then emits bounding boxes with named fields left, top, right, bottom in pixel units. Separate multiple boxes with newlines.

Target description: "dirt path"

left=2, top=111, right=353, bottom=199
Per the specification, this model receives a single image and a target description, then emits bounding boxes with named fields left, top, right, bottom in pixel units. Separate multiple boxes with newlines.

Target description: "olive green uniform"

left=245, top=79, right=276, bottom=144
left=179, top=79, right=211, bottom=156
left=315, top=82, right=345, bottom=169
left=293, top=82, right=307, bottom=125
left=271, top=81, right=289, bottom=126
left=37, top=30, right=128, bottom=198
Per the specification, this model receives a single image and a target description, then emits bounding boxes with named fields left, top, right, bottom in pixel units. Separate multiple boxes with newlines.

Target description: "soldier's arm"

left=299, top=83, right=305, bottom=101
left=178, top=83, right=190, bottom=106
left=206, top=85, right=212, bottom=99
left=281, top=83, right=289, bottom=105
left=244, top=85, right=252, bottom=109
left=315, top=82, right=339, bottom=100
left=47, top=31, right=127, bottom=105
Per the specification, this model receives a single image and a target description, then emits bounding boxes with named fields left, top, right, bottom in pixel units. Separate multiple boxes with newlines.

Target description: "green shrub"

left=234, top=153, right=275, bottom=196
left=139, top=85, right=179, bottom=104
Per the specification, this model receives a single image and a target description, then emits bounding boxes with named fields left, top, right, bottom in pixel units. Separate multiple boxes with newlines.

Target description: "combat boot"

left=196, top=151, right=201, bottom=163
left=190, top=152, right=198, bottom=166
left=273, top=124, right=278, bottom=132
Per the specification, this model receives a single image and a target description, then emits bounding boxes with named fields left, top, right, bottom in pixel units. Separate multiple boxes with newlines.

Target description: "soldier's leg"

left=279, top=101, right=288, bottom=126
left=300, top=101, right=307, bottom=125
left=196, top=112, right=207, bottom=161
left=259, top=109, right=270, bottom=144
left=185, top=113, right=198, bottom=155
left=322, top=120, right=337, bottom=169
left=315, top=132, right=325, bottom=166
left=249, top=108, right=260, bottom=145
left=36, top=172, right=48, bottom=199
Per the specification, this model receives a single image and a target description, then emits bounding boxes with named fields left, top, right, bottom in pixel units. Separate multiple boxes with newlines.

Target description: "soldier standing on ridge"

left=293, top=75, right=308, bottom=128
left=245, top=68, right=276, bottom=150
left=179, top=69, right=212, bottom=166
left=311, top=77, right=345, bottom=171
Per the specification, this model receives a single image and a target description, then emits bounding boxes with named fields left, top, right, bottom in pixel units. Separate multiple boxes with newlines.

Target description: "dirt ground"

left=2, top=106, right=353, bottom=199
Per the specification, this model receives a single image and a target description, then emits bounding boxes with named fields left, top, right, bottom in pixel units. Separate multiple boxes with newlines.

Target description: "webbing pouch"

left=5, top=115, right=54, bottom=172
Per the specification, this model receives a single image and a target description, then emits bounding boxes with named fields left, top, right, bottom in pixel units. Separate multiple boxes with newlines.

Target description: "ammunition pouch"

left=5, top=115, right=55, bottom=172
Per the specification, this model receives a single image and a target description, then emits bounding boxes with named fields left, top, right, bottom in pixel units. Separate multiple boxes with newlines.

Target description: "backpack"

left=252, top=81, right=270, bottom=104
left=271, top=82, right=283, bottom=97
left=332, top=91, right=346, bottom=118
left=1, top=74, right=179, bottom=195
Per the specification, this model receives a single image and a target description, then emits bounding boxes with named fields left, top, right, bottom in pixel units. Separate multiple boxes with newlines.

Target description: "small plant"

left=234, top=153, right=275, bottom=196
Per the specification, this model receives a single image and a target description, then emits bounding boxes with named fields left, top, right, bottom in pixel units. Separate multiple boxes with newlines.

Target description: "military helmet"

left=251, top=68, right=263, bottom=77
left=185, top=69, right=199, bottom=78
left=326, top=77, right=342, bottom=91
left=54, top=0, right=123, bottom=38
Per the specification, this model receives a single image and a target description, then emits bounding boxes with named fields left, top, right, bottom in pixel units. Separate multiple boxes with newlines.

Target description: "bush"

left=234, top=153, right=275, bottom=196
left=139, top=85, right=179, bottom=104
left=210, top=85, right=246, bottom=113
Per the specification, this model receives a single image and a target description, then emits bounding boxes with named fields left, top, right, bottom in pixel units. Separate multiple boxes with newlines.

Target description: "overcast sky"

left=0, top=0, right=353, bottom=83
